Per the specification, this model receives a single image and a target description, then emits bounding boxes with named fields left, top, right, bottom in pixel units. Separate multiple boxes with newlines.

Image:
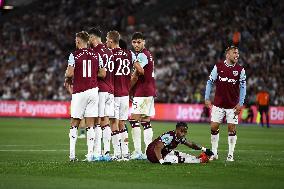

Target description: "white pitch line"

left=0, top=149, right=283, bottom=152
left=0, top=149, right=69, bottom=152
left=0, top=145, right=69, bottom=147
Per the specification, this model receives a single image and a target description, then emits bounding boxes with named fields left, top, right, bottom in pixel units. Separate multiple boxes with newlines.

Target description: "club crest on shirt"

left=233, top=71, right=238, bottom=76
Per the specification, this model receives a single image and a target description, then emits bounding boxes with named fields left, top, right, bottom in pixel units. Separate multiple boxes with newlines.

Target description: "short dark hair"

left=132, top=32, right=144, bottom=40
left=76, top=31, right=89, bottom=43
left=176, top=122, right=188, bottom=129
left=88, top=27, right=102, bottom=38
left=119, top=39, right=127, bottom=50
left=225, top=45, right=238, bottom=54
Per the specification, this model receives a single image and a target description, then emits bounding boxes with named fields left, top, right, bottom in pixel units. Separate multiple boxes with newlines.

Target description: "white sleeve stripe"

left=239, top=68, right=246, bottom=81
left=68, top=53, right=75, bottom=67
left=137, top=53, right=148, bottom=68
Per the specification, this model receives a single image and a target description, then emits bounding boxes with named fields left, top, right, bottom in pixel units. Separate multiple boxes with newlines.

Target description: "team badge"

left=233, top=71, right=238, bottom=76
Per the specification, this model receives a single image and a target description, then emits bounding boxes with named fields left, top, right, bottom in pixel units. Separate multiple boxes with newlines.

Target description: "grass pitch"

left=0, top=118, right=283, bottom=189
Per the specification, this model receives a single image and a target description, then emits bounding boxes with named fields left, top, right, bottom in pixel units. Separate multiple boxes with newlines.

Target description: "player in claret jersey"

left=106, top=31, right=143, bottom=160
left=88, top=27, right=114, bottom=160
left=64, top=31, right=106, bottom=162
left=129, top=32, right=156, bottom=160
left=204, top=45, right=246, bottom=162
left=147, top=122, right=214, bottom=164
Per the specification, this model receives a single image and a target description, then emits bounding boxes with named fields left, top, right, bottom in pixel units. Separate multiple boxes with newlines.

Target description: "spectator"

left=0, top=0, right=283, bottom=106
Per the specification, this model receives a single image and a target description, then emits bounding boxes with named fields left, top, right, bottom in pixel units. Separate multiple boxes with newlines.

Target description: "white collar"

left=224, top=60, right=236, bottom=67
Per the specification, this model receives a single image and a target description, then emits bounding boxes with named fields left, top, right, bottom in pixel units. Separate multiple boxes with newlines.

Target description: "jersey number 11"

left=82, top=60, right=92, bottom=78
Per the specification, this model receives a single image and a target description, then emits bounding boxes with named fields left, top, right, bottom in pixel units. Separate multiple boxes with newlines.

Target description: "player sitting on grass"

left=146, top=122, right=214, bottom=164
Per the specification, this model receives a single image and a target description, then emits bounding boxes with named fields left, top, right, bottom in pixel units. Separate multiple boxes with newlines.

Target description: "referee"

left=256, top=88, right=270, bottom=128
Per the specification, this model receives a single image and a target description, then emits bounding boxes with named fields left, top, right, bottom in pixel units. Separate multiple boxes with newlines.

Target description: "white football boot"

left=226, top=154, right=234, bottom=162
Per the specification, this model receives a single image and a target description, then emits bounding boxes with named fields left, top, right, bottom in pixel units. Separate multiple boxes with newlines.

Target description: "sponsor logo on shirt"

left=218, top=76, right=237, bottom=84
left=233, top=71, right=238, bottom=76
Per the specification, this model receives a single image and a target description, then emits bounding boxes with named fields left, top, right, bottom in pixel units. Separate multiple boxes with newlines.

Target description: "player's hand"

left=64, top=83, right=73, bottom=94
left=67, top=84, right=73, bottom=94
left=205, top=100, right=212, bottom=108
left=64, top=78, right=73, bottom=94
left=204, top=148, right=214, bottom=157
left=234, top=103, right=242, bottom=115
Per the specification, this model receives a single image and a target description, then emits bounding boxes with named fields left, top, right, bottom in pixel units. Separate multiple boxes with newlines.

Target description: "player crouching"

left=146, top=122, right=213, bottom=164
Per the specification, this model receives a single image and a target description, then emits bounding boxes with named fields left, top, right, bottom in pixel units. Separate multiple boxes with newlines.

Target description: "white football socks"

left=131, top=126, right=142, bottom=154
left=120, top=129, right=129, bottom=156
left=94, top=125, right=102, bottom=156
left=69, top=126, right=78, bottom=159
left=141, top=121, right=153, bottom=153
left=228, top=135, right=237, bottom=156
left=87, top=127, right=95, bottom=158
left=102, top=125, right=111, bottom=154
left=111, top=131, right=121, bottom=157
left=211, top=132, right=219, bottom=156
left=143, top=128, right=153, bottom=152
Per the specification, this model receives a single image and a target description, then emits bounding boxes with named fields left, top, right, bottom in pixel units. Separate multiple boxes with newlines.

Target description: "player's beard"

left=230, top=57, right=238, bottom=64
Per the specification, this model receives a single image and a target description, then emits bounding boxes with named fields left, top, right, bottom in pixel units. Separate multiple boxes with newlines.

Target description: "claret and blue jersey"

left=205, top=61, right=246, bottom=109
left=131, top=48, right=156, bottom=97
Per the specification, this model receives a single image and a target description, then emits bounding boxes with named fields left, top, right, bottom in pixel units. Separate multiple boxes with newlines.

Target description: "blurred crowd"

left=0, top=0, right=283, bottom=105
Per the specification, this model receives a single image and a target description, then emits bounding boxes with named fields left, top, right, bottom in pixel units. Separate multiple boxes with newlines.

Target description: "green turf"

left=0, top=118, right=283, bottom=189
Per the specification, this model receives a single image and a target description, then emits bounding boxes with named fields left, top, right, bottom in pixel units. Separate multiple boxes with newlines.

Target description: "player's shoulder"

left=160, top=130, right=175, bottom=138
left=74, top=48, right=93, bottom=54
left=124, top=49, right=132, bottom=59
left=111, top=47, right=119, bottom=54
left=215, top=61, right=224, bottom=68
left=160, top=131, right=175, bottom=144
left=74, top=48, right=83, bottom=55
left=94, top=44, right=112, bottom=55
left=237, top=63, right=244, bottom=70
left=73, top=48, right=86, bottom=59
left=141, top=48, right=151, bottom=56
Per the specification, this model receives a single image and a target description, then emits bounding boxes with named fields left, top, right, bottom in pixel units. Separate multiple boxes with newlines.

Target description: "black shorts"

left=259, top=105, right=269, bottom=113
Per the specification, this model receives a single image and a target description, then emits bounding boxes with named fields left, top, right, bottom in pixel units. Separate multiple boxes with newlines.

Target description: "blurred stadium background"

left=0, top=0, right=284, bottom=189
left=0, top=0, right=284, bottom=124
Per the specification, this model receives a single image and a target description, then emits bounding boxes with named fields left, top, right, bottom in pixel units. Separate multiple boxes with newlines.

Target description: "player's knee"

left=227, top=124, right=236, bottom=132
left=210, top=123, right=219, bottom=132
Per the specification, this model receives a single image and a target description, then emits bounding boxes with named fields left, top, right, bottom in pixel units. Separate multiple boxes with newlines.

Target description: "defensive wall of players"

left=0, top=100, right=283, bottom=124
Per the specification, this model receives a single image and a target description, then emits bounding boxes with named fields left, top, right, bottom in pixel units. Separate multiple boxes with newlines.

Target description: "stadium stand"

left=0, top=0, right=283, bottom=105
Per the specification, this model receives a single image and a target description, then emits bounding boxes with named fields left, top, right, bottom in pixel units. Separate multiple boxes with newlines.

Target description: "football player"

left=146, top=122, right=214, bottom=164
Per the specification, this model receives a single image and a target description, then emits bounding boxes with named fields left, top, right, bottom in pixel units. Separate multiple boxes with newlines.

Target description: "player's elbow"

left=135, top=67, right=144, bottom=75
left=134, top=63, right=144, bottom=75
left=207, top=79, right=214, bottom=86
left=65, top=68, right=74, bottom=78
left=65, top=72, right=73, bottom=78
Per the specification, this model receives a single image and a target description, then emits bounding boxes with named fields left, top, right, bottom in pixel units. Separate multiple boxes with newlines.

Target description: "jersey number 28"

left=116, top=58, right=131, bottom=75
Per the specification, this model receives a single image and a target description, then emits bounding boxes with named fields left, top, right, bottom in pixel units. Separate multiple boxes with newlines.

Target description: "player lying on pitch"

left=146, top=122, right=214, bottom=164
